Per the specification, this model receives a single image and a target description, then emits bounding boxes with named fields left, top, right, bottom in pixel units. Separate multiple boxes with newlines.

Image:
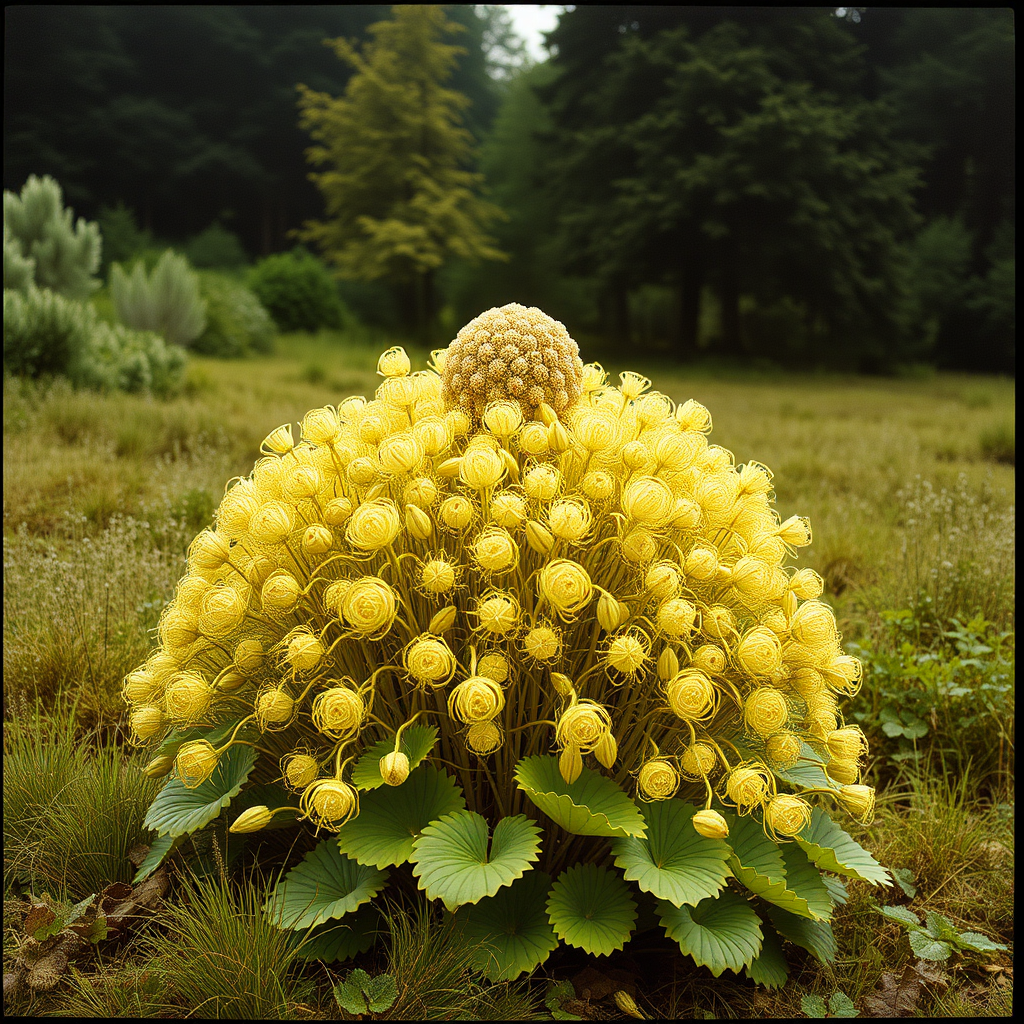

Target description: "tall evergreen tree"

left=294, top=5, right=506, bottom=336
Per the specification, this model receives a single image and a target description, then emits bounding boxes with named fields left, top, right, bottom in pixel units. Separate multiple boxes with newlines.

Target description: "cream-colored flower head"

left=448, top=676, right=506, bottom=724
left=404, top=634, right=457, bottom=686
left=301, top=778, right=358, bottom=831
left=346, top=500, right=402, bottom=552
left=637, top=759, right=680, bottom=801
left=311, top=685, right=365, bottom=739
left=442, top=304, right=584, bottom=421
left=538, top=559, right=593, bottom=621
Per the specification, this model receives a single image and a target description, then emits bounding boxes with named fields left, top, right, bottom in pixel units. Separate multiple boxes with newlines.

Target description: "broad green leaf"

left=455, top=870, right=559, bottom=981
left=796, top=808, right=891, bottom=886
left=334, top=969, right=397, bottom=1014
left=152, top=718, right=248, bottom=761
left=265, top=841, right=388, bottom=930
left=611, top=800, right=730, bottom=908
left=801, top=993, right=828, bottom=1018
left=745, top=922, right=789, bottom=989
left=292, top=904, right=380, bottom=963
left=547, top=863, right=637, bottom=957
left=924, top=910, right=960, bottom=943
left=822, top=874, right=849, bottom=906
left=410, top=811, right=541, bottom=910
left=892, top=867, right=917, bottom=898
left=764, top=903, right=837, bottom=963
left=956, top=931, right=1008, bottom=953
left=908, top=930, right=953, bottom=961
left=829, top=991, right=859, bottom=1017
left=336, top=767, right=465, bottom=869
left=351, top=726, right=438, bottom=790
left=772, top=741, right=841, bottom=792
left=144, top=743, right=256, bottom=837
left=776, top=844, right=833, bottom=921
left=133, top=833, right=179, bottom=883
left=658, top=888, right=763, bottom=977
left=546, top=980, right=583, bottom=1021
left=877, top=904, right=921, bottom=928
left=515, top=755, right=646, bottom=838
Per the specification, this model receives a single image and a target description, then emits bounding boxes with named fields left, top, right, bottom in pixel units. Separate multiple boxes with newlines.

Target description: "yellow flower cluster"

left=124, top=304, right=872, bottom=839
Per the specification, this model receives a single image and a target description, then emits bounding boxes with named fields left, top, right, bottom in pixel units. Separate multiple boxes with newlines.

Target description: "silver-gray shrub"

left=3, top=174, right=102, bottom=299
left=110, top=249, right=207, bottom=348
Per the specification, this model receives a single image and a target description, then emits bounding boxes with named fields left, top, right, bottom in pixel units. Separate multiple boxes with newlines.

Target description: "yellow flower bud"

left=301, top=778, right=358, bottom=830
left=301, top=406, right=340, bottom=445
left=538, top=559, right=593, bottom=620
left=158, top=606, right=199, bottom=650
left=635, top=758, right=680, bottom=802
left=377, top=345, right=411, bottom=377
left=176, top=739, right=221, bottom=788
left=123, top=668, right=160, bottom=705
left=440, top=495, right=475, bottom=531
left=262, top=423, right=294, bottom=455
left=283, top=463, right=322, bottom=503
left=680, top=742, right=718, bottom=779
left=827, top=757, right=860, bottom=786
left=341, top=577, right=398, bottom=636
left=164, top=671, right=213, bottom=725
left=657, top=647, right=679, bottom=682
left=789, top=567, right=824, bottom=600
left=234, top=638, right=264, bottom=674
left=420, top=559, right=456, bottom=596
left=286, top=630, right=324, bottom=672
left=572, top=409, right=617, bottom=453
left=550, top=672, right=575, bottom=697
left=826, top=726, right=868, bottom=762
left=346, top=456, right=379, bottom=487
left=656, top=598, right=697, bottom=640
left=523, top=464, right=561, bottom=501
left=256, top=687, right=296, bottom=730
left=547, top=419, right=571, bottom=453
left=597, top=591, right=627, bottom=633
left=666, top=669, right=717, bottom=722
left=405, top=503, right=433, bottom=541
left=676, top=399, right=712, bottom=433
left=404, top=635, right=456, bottom=686
left=282, top=752, right=321, bottom=791
left=523, top=624, right=562, bottom=662
left=404, top=476, right=439, bottom=509
left=483, top=400, right=523, bottom=437
left=217, top=482, right=260, bottom=539
left=197, top=584, right=247, bottom=639
left=302, top=524, right=334, bottom=556
left=622, top=440, right=652, bottom=472
left=702, top=604, right=737, bottom=641
left=621, top=476, right=674, bottom=527
left=692, top=809, right=730, bottom=840
left=559, top=744, right=583, bottom=784
left=448, top=676, right=505, bottom=723
left=670, top=497, right=703, bottom=531
left=790, top=601, right=838, bottom=650
left=692, top=644, right=727, bottom=674
left=475, top=592, right=520, bottom=635
left=765, top=794, right=812, bottom=839
left=839, top=784, right=875, bottom=821
left=466, top=721, right=503, bottom=755
left=261, top=571, right=301, bottom=615
left=725, top=764, right=771, bottom=809
left=744, top=687, right=789, bottom=738
left=230, top=805, right=274, bottom=834
left=525, top=519, right=555, bottom=555
left=621, top=528, right=658, bottom=564
left=477, top=652, right=510, bottom=684
left=777, top=515, right=812, bottom=547
left=490, top=490, right=527, bottom=528
left=378, top=432, right=424, bottom=476
left=142, top=755, right=174, bottom=779
left=323, top=496, right=354, bottom=526
left=428, top=605, right=457, bottom=634
left=380, top=750, right=410, bottom=786
left=130, top=705, right=166, bottom=743
left=473, top=527, right=519, bottom=573
left=765, top=732, right=802, bottom=769
left=645, top=561, right=682, bottom=600
left=684, top=545, right=718, bottom=581
left=188, top=529, right=232, bottom=572
left=216, top=668, right=247, bottom=694
left=605, top=630, right=650, bottom=677
left=594, top=731, right=618, bottom=769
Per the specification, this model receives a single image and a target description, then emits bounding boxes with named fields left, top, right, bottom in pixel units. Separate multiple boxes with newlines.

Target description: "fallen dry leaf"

left=862, top=960, right=949, bottom=1017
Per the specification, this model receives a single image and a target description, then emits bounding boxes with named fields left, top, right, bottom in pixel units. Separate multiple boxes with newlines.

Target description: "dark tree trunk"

left=719, top=234, right=742, bottom=358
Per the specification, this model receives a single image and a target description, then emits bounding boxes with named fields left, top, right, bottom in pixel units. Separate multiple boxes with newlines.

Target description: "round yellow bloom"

left=461, top=442, right=506, bottom=490
left=129, top=705, right=165, bottom=743
left=256, top=687, right=296, bottom=730
left=282, top=752, right=320, bottom=791
left=483, top=400, right=523, bottom=437
left=378, top=432, right=424, bottom=476
left=547, top=499, right=592, bottom=542
left=301, top=406, right=340, bottom=445
left=702, top=604, right=738, bottom=641
left=346, top=499, right=401, bottom=551
left=827, top=757, right=860, bottom=786
left=572, top=409, right=617, bottom=453
left=724, top=764, right=771, bottom=809
left=323, top=496, right=354, bottom=526
left=439, top=495, right=475, bottom=531
left=826, top=726, right=868, bottom=762
left=249, top=501, right=294, bottom=545
left=765, top=732, right=802, bottom=769
left=523, top=624, right=562, bottom=662
left=477, top=652, right=510, bottom=684
left=680, top=742, right=718, bottom=779
left=404, top=635, right=456, bottom=686
left=420, top=558, right=457, bottom=595
left=645, top=561, right=682, bottom=600
left=448, top=676, right=506, bottom=723
left=676, top=399, right=712, bottom=433
left=490, top=490, right=527, bottom=528
left=692, top=809, right=730, bottom=839
left=164, top=671, right=213, bottom=725
left=666, top=669, right=717, bottom=722
left=621, top=528, right=658, bottom=563
left=158, top=606, right=199, bottom=650
left=684, top=546, right=718, bottom=581
left=744, top=687, right=789, bottom=737
left=261, top=571, right=301, bottom=615
left=735, top=626, right=783, bottom=677
left=656, top=598, right=697, bottom=640
left=581, top=470, right=615, bottom=501
left=283, top=463, right=322, bottom=503
left=234, top=638, right=264, bottom=674
left=523, top=464, right=561, bottom=501
left=777, top=515, right=812, bottom=547
left=839, top=784, right=875, bottom=821
left=341, top=577, right=398, bottom=636
left=518, top=420, right=549, bottom=455
left=346, top=457, right=379, bottom=487
left=605, top=630, right=650, bottom=677
left=302, top=778, right=358, bottom=830
left=405, top=476, right=439, bottom=509
left=301, top=524, right=334, bottom=556
left=556, top=700, right=612, bottom=753
left=217, top=483, right=260, bottom=539
left=378, top=345, right=411, bottom=377
left=475, top=592, right=520, bottom=635
left=286, top=631, right=324, bottom=672
left=692, top=644, right=727, bottom=674
left=765, top=794, right=812, bottom=839
left=473, top=527, right=518, bottom=573
left=790, top=601, right=838, bottom=649
left=466, top=721, right=503, bottom=755
left=620, top=476, right=674, bottom=527
left=380, top=751, right=411, bottom=786
left=790, top=567, right=824, bottom=600
left=176, top=740, right=220, bottom=788
left=638, top=759, right=680, bottom=800
left=538, top=559, right=593, bottom=620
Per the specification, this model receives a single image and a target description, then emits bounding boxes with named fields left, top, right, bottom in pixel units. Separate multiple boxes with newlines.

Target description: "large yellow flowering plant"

left=128, top=304, right=889, bottom=982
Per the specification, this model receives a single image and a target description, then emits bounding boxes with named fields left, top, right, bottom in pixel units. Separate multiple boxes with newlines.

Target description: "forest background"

left=3, top=5, right=1015, bottom=374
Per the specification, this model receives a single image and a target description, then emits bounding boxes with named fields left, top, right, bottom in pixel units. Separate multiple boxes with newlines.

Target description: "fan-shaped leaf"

left=611, top=800, right=730, bottom=908
left=658, top=889, right=763, bottom=976
left=515, top=755, right=646, bottom=838
left=745, top=922, right=789, bottom=989
left=336, top=767, right=465, bottom=869
left=410, top=811, right=542, bottom=910
left=823, top=874, right=849, bottom=906
left=776, top=844, right=833, bottom=921
left=351, top=726, right=438, bottom=790
left=455, top=870, right=559, bottom=981
left=132, top=833, right=180, bottom=883
left=796, top=808, right=891, bottom=886
left=764, top=903, right=837, bottom=963
left=291, top=904, right=381, bottom=963
left=547, top=863, right=637, bottom=957
left=144, top=743, right=256, bottom=837
left=771, top=741, right=841, bottom=792
left=265, top=841, right=388, bottom=930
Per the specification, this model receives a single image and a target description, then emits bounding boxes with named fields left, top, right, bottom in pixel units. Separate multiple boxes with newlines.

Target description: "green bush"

left=3, top=174, right=102, bottom=299
left=4, top=285, right=95, bottom=377
left=183, top=223, right=249, bottom=271
left=95, top=202, right=157, bottom=277
left=247, top=248, right=346, bottom=333
left=192, top=271, right=275, bottom=357
left=110, top=250, right=207, bottom=347
left=73, top=321, right=187, bottom=397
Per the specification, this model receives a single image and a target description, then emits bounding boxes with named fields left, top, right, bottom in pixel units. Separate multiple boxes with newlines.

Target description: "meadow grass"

left=2, top=329, right=1014, bottom=1017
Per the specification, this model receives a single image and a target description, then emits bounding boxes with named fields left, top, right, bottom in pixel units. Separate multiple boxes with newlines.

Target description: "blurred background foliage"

left=4, top=5, right=1013, bottom=372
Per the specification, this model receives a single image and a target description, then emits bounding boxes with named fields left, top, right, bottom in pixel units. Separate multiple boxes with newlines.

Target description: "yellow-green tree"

left=295, top=5, right=506, bottom=336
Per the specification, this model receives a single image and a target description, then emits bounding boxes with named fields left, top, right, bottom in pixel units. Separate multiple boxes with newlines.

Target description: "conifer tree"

left=295, top=5, right=506, bottom=336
